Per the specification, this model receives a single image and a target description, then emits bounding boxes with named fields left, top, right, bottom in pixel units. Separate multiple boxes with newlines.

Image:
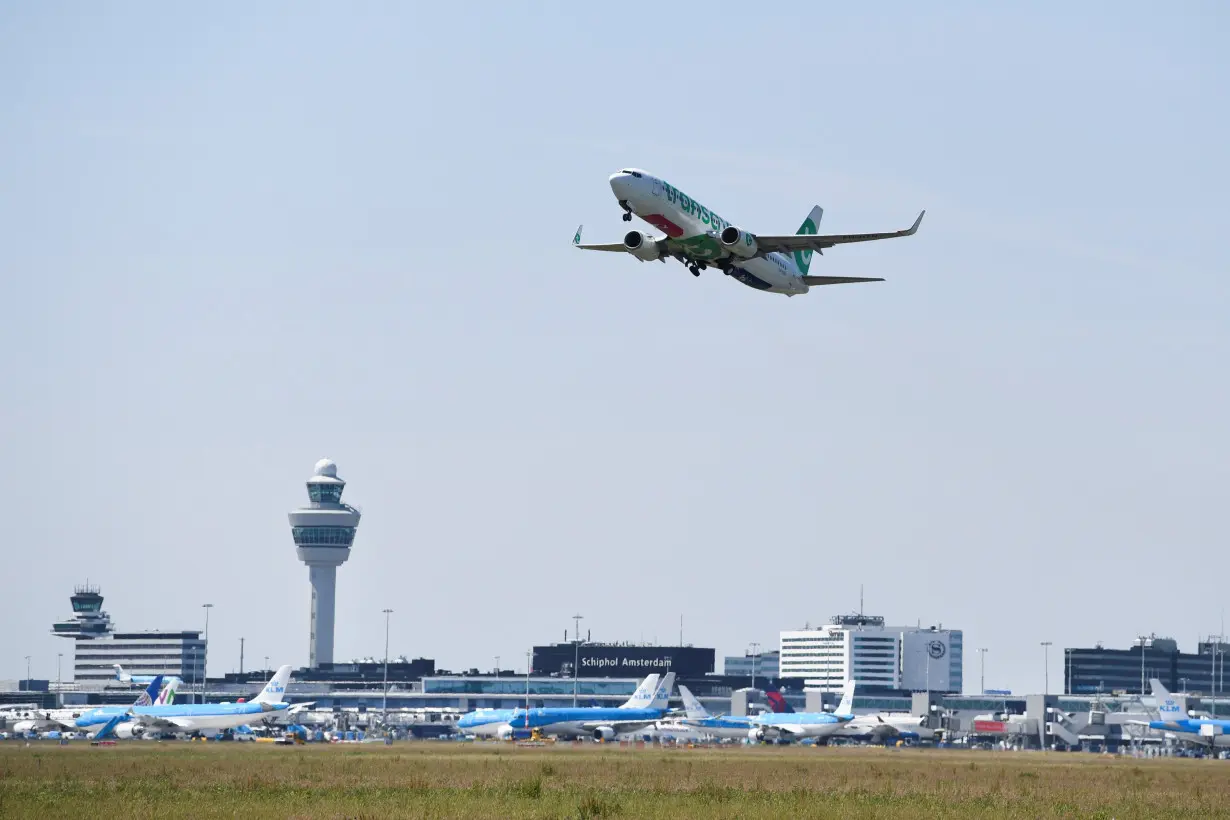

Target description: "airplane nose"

left=609, top=172, right=632, bottom=199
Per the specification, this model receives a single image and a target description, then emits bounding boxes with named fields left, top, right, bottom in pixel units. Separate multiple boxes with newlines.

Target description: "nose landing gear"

left=619, top=200, right=633, bottom=222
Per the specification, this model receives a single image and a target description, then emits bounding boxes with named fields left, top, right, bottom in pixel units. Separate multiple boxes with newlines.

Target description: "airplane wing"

left=579, top=718, right=661, bottom=733
left=572, top=225, right=626, bottom=252
left=136, top=716, right=196, bottom=731
left=756, top=211, right=925, bottom=253
left=802, top=276, right=885, bottom=286
left=571, top=225, right=670, bottom=258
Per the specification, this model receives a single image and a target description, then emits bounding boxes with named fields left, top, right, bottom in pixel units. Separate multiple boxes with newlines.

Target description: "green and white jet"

left=574, top=169, right=924, bottom=297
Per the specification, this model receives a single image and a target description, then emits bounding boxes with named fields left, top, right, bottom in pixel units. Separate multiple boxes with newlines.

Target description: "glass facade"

left=308, top=484, right=344, bottom=504
left=292, top=526, right=356, bottom=547
left=422, top=677, right=639, bottom=697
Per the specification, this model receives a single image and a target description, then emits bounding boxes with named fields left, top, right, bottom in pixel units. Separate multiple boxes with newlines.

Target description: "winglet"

left=572, top=225, right=583, bottom=246
left=904, top=210, right=925, bottom=235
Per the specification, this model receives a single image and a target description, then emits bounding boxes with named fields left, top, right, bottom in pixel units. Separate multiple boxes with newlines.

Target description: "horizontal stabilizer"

left=802, top=276, right=885, bottom=286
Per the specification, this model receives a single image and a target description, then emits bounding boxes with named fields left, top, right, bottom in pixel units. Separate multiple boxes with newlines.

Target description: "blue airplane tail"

left=134, top=675, right=164, bottom=707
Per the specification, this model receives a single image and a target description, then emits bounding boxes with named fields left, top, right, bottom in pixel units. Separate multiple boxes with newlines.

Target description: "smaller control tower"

left=289, top=459, right=361, bottom=667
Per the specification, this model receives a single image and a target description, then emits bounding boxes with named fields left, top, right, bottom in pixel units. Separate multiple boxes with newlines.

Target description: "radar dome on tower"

left=313, top=458, right=338, bottom=478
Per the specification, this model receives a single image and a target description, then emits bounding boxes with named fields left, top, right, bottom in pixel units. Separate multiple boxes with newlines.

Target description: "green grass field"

left=1, top=742, right=1228, bottom=819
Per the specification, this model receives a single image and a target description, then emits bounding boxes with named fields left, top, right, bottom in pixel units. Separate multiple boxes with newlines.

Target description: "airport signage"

left=532, top=644, right=715, bottom=678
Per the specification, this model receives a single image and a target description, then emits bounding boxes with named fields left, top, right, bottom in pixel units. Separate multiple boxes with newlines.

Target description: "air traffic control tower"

left=289, top=459, right=361, bottom=667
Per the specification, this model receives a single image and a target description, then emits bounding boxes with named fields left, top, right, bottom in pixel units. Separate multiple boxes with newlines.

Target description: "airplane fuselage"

left=608, top=171, right=809, bottom=296
left=747, top=711, right=851, bottom=740
left=457, top=706, right=666, bottom=740
left=75, top=702, right=288, bottom=733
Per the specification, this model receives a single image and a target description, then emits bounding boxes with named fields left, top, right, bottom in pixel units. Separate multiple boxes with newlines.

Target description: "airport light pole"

left=495, top=656, right=500, bottom=676
left=1137, top=635, right=1149, bottom=695
left=1065, top=648, right=1072, bottom=695
left=264, top=655, right=269, bottom=673
left=572, top=614, right=584, bottom=707
left=979, top=648, right=988, bottom=695
left=382, top=609, right=393, bottom=726
left=24, top=656, right=30, bottom=686
left=748, top=642, right=761, bottom=693
left=1041, top=642, right=1052, bottom=697
left=525, top=650, right=532, bottom=732
left=201, top=603, right=213, bottom=704
left=239, top=637, right=244, bottom=675
left=56, top=653, right=62, bottom=690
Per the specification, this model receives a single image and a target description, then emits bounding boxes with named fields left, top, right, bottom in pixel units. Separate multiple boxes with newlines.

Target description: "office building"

left=780, top=614, right=963, bottom=693
left=724, top=650, right=780, bottom=679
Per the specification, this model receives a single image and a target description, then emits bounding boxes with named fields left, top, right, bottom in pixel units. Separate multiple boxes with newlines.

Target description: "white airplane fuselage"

left=608, top=171, right=809, bottom=296
left=835, top=713, right=936, bottom=742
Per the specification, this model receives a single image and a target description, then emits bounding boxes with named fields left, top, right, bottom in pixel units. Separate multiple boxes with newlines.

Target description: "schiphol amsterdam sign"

left=580, top=656, right=674, bottom=671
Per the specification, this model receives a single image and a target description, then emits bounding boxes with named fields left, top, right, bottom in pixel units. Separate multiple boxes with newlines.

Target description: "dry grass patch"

left=0, top=742, right=1227, bottom=818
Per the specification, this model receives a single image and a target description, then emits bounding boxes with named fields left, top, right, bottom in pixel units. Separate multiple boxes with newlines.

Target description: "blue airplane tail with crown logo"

left=254, top=665, right=293, bottom=705
left=621, top=674, right=661, bottom=709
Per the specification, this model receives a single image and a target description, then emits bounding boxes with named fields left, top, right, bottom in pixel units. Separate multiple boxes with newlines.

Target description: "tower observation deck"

left=289, top=459, right=361, bottom=667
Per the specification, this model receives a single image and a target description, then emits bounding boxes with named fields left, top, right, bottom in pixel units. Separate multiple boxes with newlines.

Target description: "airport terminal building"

left=1064, top=635, right=1228, bottom=695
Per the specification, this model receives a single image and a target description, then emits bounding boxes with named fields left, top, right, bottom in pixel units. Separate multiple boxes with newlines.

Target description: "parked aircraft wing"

left=757, top=211, right=924, bottom=253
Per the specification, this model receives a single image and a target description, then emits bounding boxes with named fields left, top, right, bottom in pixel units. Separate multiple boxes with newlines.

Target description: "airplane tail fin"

left=835, top=679, right=857, bottom=716
left=1150, top=678, right=1186, bottom=719
left=649, top=672, right=676, bottom=710
left=792, top=206, right=824, bottom=274
left=113, top=664, right=131, bottom=683
left=621, top=674, right=662, bottom=709
left=133, top=675, right=164, bottom=707
left=155, top=678, right=179, bottom=705
left=764, top=685, right=795, bottom=714
left=678, top=685, right=709, bottom=718
left=254, top=665, right=292, bottom=705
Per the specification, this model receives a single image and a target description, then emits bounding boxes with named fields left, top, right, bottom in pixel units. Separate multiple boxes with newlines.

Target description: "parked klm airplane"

left=745, top=680, right=858, bottom=742
left=74, top=665, right=298, bottom=738
left=675, top=684, right=784, bottom=741
left=457, top=673, right=675, bottom=741
left=1131, top=678, right=1230, bottom=750
left=574, top=169, right=923, bottom=296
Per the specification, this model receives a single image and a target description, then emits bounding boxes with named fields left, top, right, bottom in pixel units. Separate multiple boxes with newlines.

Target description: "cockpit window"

left=619, top=169, right=643, bottom=178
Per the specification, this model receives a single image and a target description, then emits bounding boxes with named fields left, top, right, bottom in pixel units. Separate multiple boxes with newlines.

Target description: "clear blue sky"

left=2, top=2, right=1227, bottom=694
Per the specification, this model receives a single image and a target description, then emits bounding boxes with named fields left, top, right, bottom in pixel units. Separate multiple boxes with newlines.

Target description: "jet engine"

left=748, top=727, right=767, bottom=743
left=496, top=724, right=516, bottom=741
left=113, top=722, right=144, bottom=739
left=592, top=726, right=616, bottom=742
left=719, top=226, right=759, bottom=258
left=622, top=231, right=664, bottom=262
left=12, top=720, right=38, bottom=734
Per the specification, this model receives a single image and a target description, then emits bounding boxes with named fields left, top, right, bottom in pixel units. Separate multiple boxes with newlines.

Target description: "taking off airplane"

left=574, top=169, right=924, bottom=296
